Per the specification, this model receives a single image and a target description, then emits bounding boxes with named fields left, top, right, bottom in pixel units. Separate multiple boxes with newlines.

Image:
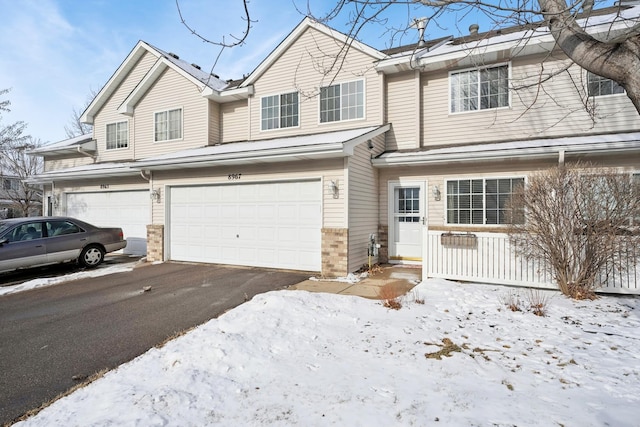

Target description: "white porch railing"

left=425, top=231, right=640, bottom=295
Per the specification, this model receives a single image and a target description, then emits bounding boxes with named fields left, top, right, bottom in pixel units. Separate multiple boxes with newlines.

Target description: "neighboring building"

left=0, top=175, right=41, bottom=218
left=27, top=5, right=640, bottom=293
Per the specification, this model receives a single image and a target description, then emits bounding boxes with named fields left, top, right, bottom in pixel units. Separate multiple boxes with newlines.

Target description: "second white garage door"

left=169, top=180, right=321, bottom=271
left=66, top=191, right=149, bottom=255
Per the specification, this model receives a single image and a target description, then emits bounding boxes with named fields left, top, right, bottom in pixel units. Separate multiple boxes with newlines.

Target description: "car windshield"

left=0, top=221, right=11, bottom=236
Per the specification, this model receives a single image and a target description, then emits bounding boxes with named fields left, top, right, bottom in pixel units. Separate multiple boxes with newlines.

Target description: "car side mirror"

left=0, top=237, right=8, bottom=246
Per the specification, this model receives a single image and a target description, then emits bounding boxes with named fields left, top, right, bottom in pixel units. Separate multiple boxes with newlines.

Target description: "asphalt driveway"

left=0, top=262, right=309, bottom=426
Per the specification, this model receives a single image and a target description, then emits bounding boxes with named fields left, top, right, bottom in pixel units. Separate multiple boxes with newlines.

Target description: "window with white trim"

left=261, top=92, right=299, bottom=130
left=320, top=79, right=364, bottom=123
left=106, top=121, right=128, bottom=150
left=154, top=108, right=182, bottom=142
left=450, top=65, right=509, bottom=113
left=587, top=72, right=624, bottom=97
left=446, top=177, right=524, bottom=225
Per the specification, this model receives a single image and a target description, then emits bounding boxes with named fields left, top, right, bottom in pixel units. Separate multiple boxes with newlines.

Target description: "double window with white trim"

left=320, top=79, right=364, bottom=123
left=450, top=65, right=509, bottom=113
left=106, top=121, right=128, bottom=150
left=446, top=177, right=524, bottom=225
left=261, top=92, right=299, bottom=130
left=154, top=108, right=182, bottom=142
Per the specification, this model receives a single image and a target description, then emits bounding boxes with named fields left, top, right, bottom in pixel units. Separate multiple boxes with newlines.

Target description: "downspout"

left=76, top=146, right=96, bottom=159
left=558, top=149, right=565, bottom=166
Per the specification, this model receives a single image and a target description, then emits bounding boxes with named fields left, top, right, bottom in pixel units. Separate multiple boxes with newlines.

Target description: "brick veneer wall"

left=377, top=225, right=388, bottom=263
left=321, top=228, right=348, bottom=277
left=146, top=224, right=164, bottom=262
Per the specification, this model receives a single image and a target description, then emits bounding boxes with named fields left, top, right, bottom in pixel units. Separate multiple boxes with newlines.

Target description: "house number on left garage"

left=228, top=173, right=242, bottom=180
left=100, top=184, right=110, bottom=189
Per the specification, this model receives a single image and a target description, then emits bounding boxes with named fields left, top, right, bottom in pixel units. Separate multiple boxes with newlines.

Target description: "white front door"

left=389, top=182, right=425, bottom=263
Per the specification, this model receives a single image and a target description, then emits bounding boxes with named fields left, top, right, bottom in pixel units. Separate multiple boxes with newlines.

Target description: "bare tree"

left=65, top=89, right=97, bottom=138
left=507, top=163, right=640, bottom=299
left=0, top=137, right=43, bottom=217
left=0, top=88, right=28, bottom=151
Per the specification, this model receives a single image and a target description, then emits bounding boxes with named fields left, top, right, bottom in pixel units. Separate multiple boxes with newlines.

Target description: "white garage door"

left=66, top=191, right=148, bottom=255
left=169, top=180, right=321, bottom=271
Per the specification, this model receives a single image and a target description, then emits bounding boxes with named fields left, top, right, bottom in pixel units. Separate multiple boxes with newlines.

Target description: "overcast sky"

left=0, top=0, right=502, bottom=145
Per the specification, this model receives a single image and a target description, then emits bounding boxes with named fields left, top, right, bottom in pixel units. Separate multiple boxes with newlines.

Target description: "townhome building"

left=28, top=5, right=640, bottom=293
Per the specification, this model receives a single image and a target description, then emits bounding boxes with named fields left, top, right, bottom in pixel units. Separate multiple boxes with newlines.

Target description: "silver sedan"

left=0, top=216, right=127, bottom=274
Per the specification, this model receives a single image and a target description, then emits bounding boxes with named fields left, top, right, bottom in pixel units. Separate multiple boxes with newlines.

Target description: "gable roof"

left=82, top=41, right=230, bottom=123
left=240, top=17, right=387, bottom=87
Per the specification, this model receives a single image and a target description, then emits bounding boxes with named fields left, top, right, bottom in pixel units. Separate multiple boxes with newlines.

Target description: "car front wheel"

left=79, top=245, right=105, bottom=268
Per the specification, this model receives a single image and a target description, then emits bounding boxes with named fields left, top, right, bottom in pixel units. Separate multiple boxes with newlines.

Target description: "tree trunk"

left=538, top=0, right=640, bottom=114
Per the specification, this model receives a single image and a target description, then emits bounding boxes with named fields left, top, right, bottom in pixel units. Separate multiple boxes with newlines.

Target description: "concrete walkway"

left=290, top=264, right=422, bottom=299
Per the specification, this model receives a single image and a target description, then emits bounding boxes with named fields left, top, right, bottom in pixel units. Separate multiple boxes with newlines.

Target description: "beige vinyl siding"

left=221, top=100, right=249, bottom=143
left=386, top=71, right=419, bottom=150
left=208, top=100, right=220, bottom=144
left=133, top=68, right=209, bottom=158
left=150, top=158, right=346, bottom=226
left=248, top=27, right=383, bottom=140
left=347, top=136, right=383, bottom=271
left=94, top=51, right=158, bottom=162
left=422, top=55, right=640, bottom=148
left=378, top=155, right=640, bottom=231
left=44, top=156, right=94, bottom=172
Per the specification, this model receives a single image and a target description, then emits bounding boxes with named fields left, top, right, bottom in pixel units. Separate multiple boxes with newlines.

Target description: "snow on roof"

left=378, top=5, right=640, bottom=68
left=150, top=44, right=228, bottom=91
left=135, top=125, right=388, bottom=168
left=374, top=131, right=640, bottom=166
left=33, top=133, right=93, bottom=151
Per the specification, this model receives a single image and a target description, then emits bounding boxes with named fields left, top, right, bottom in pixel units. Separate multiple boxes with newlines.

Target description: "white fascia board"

left=202, top=85, right=254, bottom=102
left=372, top=141, right=640, bottom=167
left=25, top=164, right=138, bottom=184
left=241, top=17, right=386, bottom=87
left=81, top=41, right=160, bottom=124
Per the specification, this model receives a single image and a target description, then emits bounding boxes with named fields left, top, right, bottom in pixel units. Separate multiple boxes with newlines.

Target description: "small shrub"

left=526, top=289, right=551, bottom=316
left=377, top=282, right=403, bottom=310
left=499, top=290, right=523, bottom=312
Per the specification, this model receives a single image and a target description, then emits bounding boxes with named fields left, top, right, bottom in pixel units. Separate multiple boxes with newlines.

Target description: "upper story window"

left=446, top=177, right=524, bottom=225
left=106, top=121, right=128, bottom=150
left=2, top=178, right=19, bottom=191
left=320, top=79, right=364, bottom=123
left=587, top=72, right=624, bottom=97
left=155, top=108, right=182, bottom=142
left=261, top=92, right=299, bottom=130
left=450, top=65, right=509, bottom=113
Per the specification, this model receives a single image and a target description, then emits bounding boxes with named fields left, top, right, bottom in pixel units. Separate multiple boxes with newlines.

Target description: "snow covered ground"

left=12, top=277, right=640, bottom=426
left=0, top=262, right=137, bottom=296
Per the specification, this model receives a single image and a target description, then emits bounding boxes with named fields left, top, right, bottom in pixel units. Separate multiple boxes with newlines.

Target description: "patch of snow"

left=0, top=263, right=137, bottom=296
left=14, top=279, right=640, bottom=426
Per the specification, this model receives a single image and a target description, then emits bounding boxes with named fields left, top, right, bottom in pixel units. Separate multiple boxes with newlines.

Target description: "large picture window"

left=155, top=108, right=182, bottom=142
left=261, top=92, right=299, bottom=130
left=450, top=65, right=509, bottom=113
left=587, top=72, right=624, bottom=97
left=447, top=177, right=524, bottom=225
left=320, top=79, right=364, bottom=123
left=106, top=121, right=128, bottom=150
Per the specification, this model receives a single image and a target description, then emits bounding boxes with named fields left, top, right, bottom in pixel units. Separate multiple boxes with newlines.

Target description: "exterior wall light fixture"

left=150, top=189, right=161, bottom=203
left=329, top=180, right=339, bottom=199
left=432, top=185, right=441, bottom=201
